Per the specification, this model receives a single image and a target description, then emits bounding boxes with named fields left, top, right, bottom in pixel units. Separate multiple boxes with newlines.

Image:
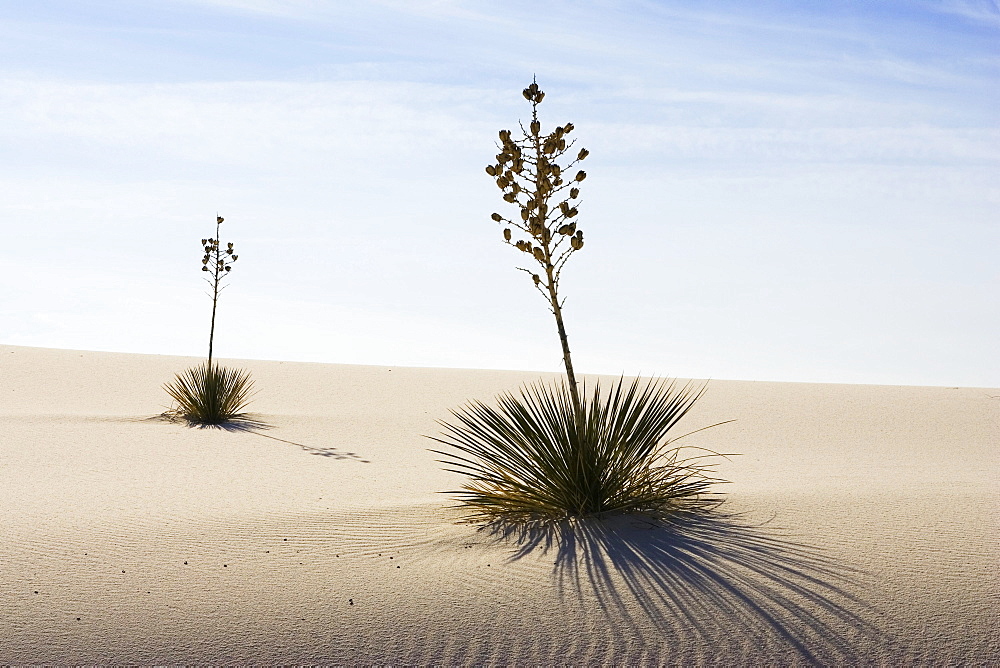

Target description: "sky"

left=0, top=0, right=997, bottom=387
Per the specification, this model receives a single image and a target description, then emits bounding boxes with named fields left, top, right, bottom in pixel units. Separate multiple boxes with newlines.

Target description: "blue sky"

left=1, top=0, right=997, bottom=386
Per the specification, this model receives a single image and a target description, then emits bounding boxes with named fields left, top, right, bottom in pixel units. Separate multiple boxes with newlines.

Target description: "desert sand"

left=1, top=344, right=997, bottom=664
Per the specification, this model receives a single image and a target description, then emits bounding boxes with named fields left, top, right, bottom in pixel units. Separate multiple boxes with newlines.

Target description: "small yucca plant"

left=431, top=376, right=725, bottom=521
left=164, top=361, right=254, bottom=424
left=163, top=215, right=255, bottom=425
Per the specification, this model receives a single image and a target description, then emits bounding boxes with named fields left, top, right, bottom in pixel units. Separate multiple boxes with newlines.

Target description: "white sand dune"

left=1, top=344, right=997, bottom=664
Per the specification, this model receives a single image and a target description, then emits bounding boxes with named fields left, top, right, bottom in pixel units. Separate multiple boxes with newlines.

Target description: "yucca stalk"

left=487, top=78, right=588, bottom=413
left=431, top=376, right=726, bottom=521
left=202, top=215, right=239, bottom=368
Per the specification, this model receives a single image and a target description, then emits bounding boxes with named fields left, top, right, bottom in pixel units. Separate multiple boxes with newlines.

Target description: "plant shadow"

left=148, top=413, right=370, bottom=462
left=481, top=506, right=888, bottom=663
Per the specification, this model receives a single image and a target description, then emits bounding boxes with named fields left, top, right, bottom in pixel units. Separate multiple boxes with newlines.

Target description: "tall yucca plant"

left=163, top=215, right=255, bottom=425
left=430, top=80, right=728, bottom=521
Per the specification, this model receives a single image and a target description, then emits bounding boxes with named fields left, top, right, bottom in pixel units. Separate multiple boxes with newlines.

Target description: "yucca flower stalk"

left=163, top=214, right=254, bottom=425
left=487, top=78, right=588, bottom=412
left=202, top=215, right=238, bottom=368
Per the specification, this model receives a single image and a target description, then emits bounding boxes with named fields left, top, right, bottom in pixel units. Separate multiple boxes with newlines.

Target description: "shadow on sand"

left=147, top=413, right=370, bottom=462
left=482, top=507, right=888, bottom=663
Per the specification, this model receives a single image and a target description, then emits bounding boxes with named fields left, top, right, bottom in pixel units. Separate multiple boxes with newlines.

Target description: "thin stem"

left=207, top=217, right=221, bottom=369
left=529, top=95, right=581, bottom=414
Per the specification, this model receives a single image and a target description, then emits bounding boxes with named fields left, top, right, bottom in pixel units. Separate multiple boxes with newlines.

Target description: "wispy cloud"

left=0, top=1, right=996, bottom=385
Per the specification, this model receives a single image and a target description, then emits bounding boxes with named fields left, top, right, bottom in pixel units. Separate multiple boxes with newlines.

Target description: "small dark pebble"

left=223, top=564, right=227, bottom=567
left=122, top=570, right=125, bottom=573
left=34, top=591, right=38, bottom=594
left=184, top=561, right=188, bottom=565
left=283, top=538, right=288, bottom=541
left=76, top=617, right=81, bottom=621
left=349, top=598, right=354, bottom=605
left=396, top=565, right=400, bottom=569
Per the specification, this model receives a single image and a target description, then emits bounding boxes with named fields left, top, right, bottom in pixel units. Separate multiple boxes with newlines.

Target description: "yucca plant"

left=430, top=80, right=728, bottom=521
left=431, top=377, right=725, bottom=521
left=163, top=215, right=255, bottom=425
left=164, top=361, right=255, bottom=424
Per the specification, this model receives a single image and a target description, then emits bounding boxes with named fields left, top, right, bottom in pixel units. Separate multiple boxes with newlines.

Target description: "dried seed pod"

left=558, top=224, right=571, bottom=235
left=567, top=222, right=577, bottom=235
left=575, top=170, right=587, bottom=182
left=570, top=188, right=580, bottom=199
left=520, top=209, right=530, bottom=221
left=202, top=266, right=208, bottom=272
left=535, top=91, right=545, bottom=102
left=232, top=255, right=238, bottom=260
left=532, top=274, right=541, bottom=285
left=530, top=120, right=540, bottom=135
left=537, top=203, right=548, bottom=216
left=499, top=129, right=511, bottom=142
left=496, top=176, right=508, bottom=189
left=217, top=217, right=224, bottom=224
left=567, top=207, right=578, bottom=218
left=503, top=228, right=512, bottom=241
left=559, top=202, right=570, bottom=215
left=511, top=182, right=521, bottom=194
left=201, top=238, right=207, bottom=245
left=491, top=213, right=502, bottom=222
left=578, top=148, right=589, bottom=160
left=486, top=165, right=496, bottom=176
left=564, top=122, right=574, bottom=133
left=571, top=237, right=583, bottom=250
left=533, top=247, right=545, bottom=262
left=224, top=265, right=231, bottom=271
left=503, top=192, right=517, bottom=203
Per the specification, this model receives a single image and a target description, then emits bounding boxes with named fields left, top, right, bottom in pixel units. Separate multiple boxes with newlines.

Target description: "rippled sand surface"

left=1, top=345, right=997, bottom=664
